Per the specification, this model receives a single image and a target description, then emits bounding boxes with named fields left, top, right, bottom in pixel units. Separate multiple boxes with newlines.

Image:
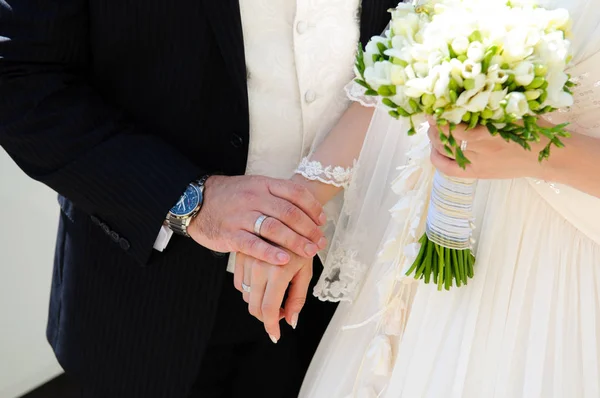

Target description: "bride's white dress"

left=300, top=1, right=600, bottom=397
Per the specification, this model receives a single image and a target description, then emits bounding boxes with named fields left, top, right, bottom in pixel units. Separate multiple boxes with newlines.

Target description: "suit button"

left=119, top=238, right=131, bottom=251
left=230, top=134, right=244, bottom=148
left=110, top=231, right=120, bottom=242
left=101, top=224, right=111, bottom=235
left=90, top=216, right=101, bottom=225
left=296, top=21, right=308, bottom=34
left=304, top=90, right=317, bottom=103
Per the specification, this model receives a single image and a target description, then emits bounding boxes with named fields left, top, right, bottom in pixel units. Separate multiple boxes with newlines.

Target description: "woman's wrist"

left=291, top=173, right=341, bottom=206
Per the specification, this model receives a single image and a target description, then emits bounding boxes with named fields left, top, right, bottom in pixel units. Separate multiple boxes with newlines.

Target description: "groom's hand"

left=188, top=175, right=327, bottom=264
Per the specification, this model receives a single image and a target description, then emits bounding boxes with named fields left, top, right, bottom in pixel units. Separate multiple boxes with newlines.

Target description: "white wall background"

left=0, top=148, right=63, bottom=398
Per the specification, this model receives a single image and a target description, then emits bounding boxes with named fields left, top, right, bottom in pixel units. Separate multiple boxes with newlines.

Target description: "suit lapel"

left=202, top=0, right=247, bottom=101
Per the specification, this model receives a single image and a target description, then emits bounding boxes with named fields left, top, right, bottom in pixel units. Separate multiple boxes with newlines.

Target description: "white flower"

left=461, top=60, right=482, bottom=79
left=404, top=77, right=434, bottom=98
left=488, top=88, right=508, bottom=110
left=364, top=62, right=392, bottom=86
left=486, top=64, right=509, bottom=84
left=492, top=107, right=505, bottom=121
left=535, top=31, right=570, bottom=69
left=442, top=107, right=468, bottom=124
left=467, top=42, right=485, bottom=63
left=544, top=68, right=573, bottom=108
left=413, top=61, right=430, bottom=77
left=505, top=92, right=529, bottom=117
left=390, top=65, right=408, bottom=85
left=433, top=62, right=453, bottom=99
left=513, top=61, right=535, bottom=86
left=464, top=90, right=492, bottom=113
left=502, top=28, right=534, bottom=62
left=544, top=8, right=570, bottom=31
left=456, top=74, right=487, bottom=106
left=451, top=36, right=469, bottom=55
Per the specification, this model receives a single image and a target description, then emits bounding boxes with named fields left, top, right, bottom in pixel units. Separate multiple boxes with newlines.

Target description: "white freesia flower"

left=544, top=8, right=570, bottom=31
left=513, top=61, right=535, bottom=86
left=451, top=36, right=470, bottom=55
left=364, top=62, right=393, bottom=87
left=390, top=65, right=409, bottom=86
left=404, top=77, right=434, bottom=98
left=488, top=88, right=508, bottom=110
left=456, top=74, right=487, bottom=106
left=503, top=27, right=534, bottom=62
left=442, top=107, right=468, bottom=124
left=544, top=68, right=573, bottom=108
left=464, top=90, right=492, bottom=113
left=433, top=62, right=452, bottom=99
left=461, top=60, right=482, bottom=79
left=413, top=61, right=430, bottom=78
left=486, top=64, right=509, bottom=84
left=467, top=42, right=485, bottom=62
left=492, top=108, right=505, bottom=121
left=505, top=92, right=529, bottom=117
left=536, top=31, right=570, bottom=68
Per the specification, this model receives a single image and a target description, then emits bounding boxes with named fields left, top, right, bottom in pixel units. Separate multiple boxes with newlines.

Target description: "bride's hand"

left=427, top=119, right=552, bottom=180
left=233, top=251, right=313, bottom=343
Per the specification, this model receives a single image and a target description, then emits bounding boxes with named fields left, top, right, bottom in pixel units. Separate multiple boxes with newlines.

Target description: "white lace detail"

left=295, top=157, right=355, bottom=188
left=314, top=244, right=367, bottom=302
left=345, top=80, right=379, bottom=107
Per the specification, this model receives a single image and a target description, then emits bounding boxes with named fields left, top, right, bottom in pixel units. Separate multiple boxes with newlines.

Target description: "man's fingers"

left=284, top=264, right=312, bottom=329
left=234, top=231, right=290, bottom=265
left=250, top=214, right=320, bottom=258
left=263, top=197, right=326, bottom=249
left=267, top=179, right=326, bottom=226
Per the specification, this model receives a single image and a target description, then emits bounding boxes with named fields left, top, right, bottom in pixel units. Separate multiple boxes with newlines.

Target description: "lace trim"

left=295, top=158, right=355, bottom=189
left=313, top=245, right=367, bottom=302
left=345, top=80, right=378, bottom=107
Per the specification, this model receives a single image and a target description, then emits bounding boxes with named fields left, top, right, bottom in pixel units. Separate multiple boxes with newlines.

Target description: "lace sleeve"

left=294, top=157, right=355, bottom=189
left=345, top=80, right=378, bottom=108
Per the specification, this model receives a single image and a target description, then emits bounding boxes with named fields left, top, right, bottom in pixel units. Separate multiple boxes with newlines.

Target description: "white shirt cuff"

left=153, top=224, right=173, bottom=252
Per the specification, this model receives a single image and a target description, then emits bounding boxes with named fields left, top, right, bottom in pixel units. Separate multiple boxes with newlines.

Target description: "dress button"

left=296, top=21, right=308, bottom=34
left=119, top=238, right=131, bottom=251
left=230, top=134, right=244, bottom=148
left=304, top=90, right=317, bottom=103
left=110, top=231, right=120, bottom=242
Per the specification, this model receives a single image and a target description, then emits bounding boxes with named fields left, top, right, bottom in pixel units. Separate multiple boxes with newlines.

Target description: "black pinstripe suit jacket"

left=0, top=1, right=397, bottom=396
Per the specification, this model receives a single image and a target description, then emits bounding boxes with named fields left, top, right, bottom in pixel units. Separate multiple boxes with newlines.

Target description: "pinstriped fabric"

left=0, top=0, right=396, bottom=397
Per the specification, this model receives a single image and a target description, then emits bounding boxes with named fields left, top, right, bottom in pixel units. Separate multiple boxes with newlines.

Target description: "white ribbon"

left=425, top=171, right=477, bottom=250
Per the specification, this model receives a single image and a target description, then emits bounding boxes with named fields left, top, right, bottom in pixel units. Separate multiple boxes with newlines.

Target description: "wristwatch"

left=166, top=175, right=210, bottom=237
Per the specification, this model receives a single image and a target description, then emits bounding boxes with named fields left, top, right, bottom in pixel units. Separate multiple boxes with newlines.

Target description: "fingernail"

left=318, top=237, right=327, bottom=249
left=269, top=334, right=278, bottom=344
left=291, top=313, right=299, bottom=330
left=277, top=252, right=289, bottom=263
left=304, top=243, right=318, bottom=256
left=319, top=212, right=327, bottom=225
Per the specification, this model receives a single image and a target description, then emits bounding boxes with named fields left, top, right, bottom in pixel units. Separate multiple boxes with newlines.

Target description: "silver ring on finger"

left=460, top=140, right=468, bottom=152
left=253, top=214, right=268, bottom=237
left=241, top=282, right=251, bottom=293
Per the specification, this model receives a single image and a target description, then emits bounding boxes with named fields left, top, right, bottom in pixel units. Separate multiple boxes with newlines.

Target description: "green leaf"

left=354, top=79, right=370, bottom=89
left=365, top=89, right=378, bottom=96
left=382, top=98, right=399, bottom=108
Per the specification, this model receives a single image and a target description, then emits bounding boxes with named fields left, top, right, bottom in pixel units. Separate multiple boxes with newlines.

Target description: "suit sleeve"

left=0, top=1, right=204, bottom=265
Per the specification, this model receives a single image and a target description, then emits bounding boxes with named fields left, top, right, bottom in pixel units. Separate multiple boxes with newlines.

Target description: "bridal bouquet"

left=355, top=0, right=574, bottom=290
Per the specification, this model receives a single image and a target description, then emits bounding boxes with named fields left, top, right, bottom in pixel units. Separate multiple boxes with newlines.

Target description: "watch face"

left=170, top=184, right=202, bottom=217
